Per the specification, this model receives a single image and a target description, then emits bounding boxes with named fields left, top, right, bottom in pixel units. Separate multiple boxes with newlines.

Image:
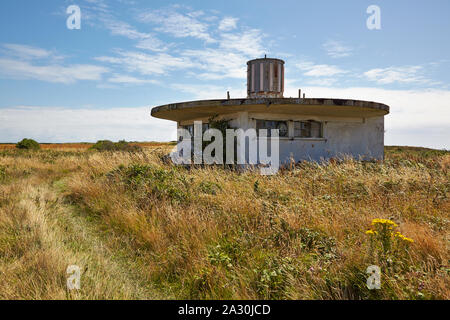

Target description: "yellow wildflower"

left=402, top=237, right=414, bottom=243
left=371, top=218, right=398, bottom=228
left=393, top=231, right=413, bottom=243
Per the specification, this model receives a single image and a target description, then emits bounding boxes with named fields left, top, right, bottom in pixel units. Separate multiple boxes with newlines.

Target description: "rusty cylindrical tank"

left=247, top=57, right=284, bottom=98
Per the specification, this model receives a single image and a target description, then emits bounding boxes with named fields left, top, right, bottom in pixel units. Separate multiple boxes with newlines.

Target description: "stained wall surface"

left=177, top=112, right=385, bottom=164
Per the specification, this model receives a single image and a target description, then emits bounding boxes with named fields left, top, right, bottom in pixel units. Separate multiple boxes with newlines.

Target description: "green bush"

left=109, top=164, right=190, bottom=203
left=16, top=138, right=40, bottom=150
left=199, top=181, right=222, bottom=195
left=90, top=140, right=141, bottom=152
left=253, top=256, right=298, bottom=299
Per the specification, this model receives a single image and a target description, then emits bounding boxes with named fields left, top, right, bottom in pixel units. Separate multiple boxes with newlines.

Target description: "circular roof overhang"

left=151, top=98, right=389, bottom=122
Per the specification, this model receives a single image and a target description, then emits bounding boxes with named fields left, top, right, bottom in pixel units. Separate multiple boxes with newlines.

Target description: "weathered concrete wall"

left=177, top=113, right=385, bottom=164
left=274, top=116, right=384, bottom=163
left=241, top=112, right=384, bottom=163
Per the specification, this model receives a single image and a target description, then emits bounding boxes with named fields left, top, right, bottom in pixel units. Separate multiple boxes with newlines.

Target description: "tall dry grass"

left=0, top=145, right=448, bottom=299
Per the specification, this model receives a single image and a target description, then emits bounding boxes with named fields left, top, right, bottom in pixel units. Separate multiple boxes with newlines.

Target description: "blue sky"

left=0, top=0, right=449, bottom=148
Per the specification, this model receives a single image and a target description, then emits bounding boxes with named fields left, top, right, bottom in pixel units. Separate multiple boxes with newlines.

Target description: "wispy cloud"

left=177, top=27, right=265, bottom=80
left=182, top=49, right=247, bottom=80
left=138, top=8, right=215, bottom=43
left=363, top=66, right=431, bottom=85
left=219, top=29, right=264, bottom=57
left=77, top=5, right=264, bottom=81
left=295, top=61, right=348, bottom=77
left=323, top=40, right=353, bottom=58
left=1, top=43, right=66, bottom=63
left=218, top=17, right=238, bottom=31
left=0, top=58, right=109, bottom=84
left=2, top=43, right=54, bottom=60
left=0, top=43, right=109, bottom=84
left=100, top=17, right=169, bottom=52
left=96, top=13, right=264, bottom=81
left=96, top=51, right=196, bottom=75
left=101, top=18, right=150, bottom=40
left=80, top=0, right=169, bottom=53
left=84, top=0, right=108, bottom=10
left=107, top=74, right=159, bottom=85
left=135, top=37, right=169, bottom=52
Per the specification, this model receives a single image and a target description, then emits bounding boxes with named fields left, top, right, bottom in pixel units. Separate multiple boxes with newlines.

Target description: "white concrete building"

left=151, top=57, right=389, bottom=164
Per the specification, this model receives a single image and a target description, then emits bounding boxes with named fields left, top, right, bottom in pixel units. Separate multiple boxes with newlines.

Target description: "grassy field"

left=0, top=144, right=448, bottom=299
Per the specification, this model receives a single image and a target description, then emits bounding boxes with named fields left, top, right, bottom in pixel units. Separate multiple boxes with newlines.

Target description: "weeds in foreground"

left=0, top=145, right=448, bottom=299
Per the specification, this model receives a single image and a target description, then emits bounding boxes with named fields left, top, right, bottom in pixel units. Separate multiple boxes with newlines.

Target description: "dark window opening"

left=256, top=120, right=288, bottom=137
left=293, top=121, right=322, bottom=138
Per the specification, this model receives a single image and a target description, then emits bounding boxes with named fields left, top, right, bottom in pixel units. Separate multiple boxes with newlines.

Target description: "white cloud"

left=101, top=18, right=150, bottom=40
left=98, top=26, right=263, bottom=81
left=182, top=49, right=246, bottom=79
left=96, top=51, right=195, bottom=75
left=0, top=58, right=109, bottom=84
left=0, top=106, right=176, bottom=143
left=80, top=1, right=171, bottom=53
left=364, top=66, right=430, bottom=84
left=85, top=7, right=263, bottom=80
left=135, top=37, right=169, bottom=52
left=138, top=9, right=215, bottom=43
left=1, top=43, right=65, bottom=61
left=173, top=28, right=265, bottom=80
left=107, top=74, right=159, bottom=84
left=295, top=61, right=348, bottom=77
left=84, top=0, right=108, bottom=9
left=0, top=43, right=109, bottom=84
left=219, top=29, right=264, bottom=57
left=77, top=0, right=110, bottom=24
left=323, top=40, right=353, bottom=58
left=100, top=17, right=168, bottom=52
left=2, top=43, right=52, bottom=59
left=218, top=17, right=238, bottom=31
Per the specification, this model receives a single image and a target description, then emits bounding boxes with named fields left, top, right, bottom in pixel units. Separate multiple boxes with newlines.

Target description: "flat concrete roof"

left=151, top=97, right=390, bottom=122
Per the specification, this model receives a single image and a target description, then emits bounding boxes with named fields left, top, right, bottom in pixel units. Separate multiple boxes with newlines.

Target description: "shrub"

left=253, top=256, right=298, bottom=299
left=115, top=140, right=141, bottom=152
left=297, top=227, right=336, bottom=255
left=90, top=140, right=115, bottom=151
left=199, top=181, right=222, bottom=195
left=208, top=245, right=232, bottom=268
left=90, top=140, right=141, bottom=152
left=16, top=138, right=40, bottom=150
left=208, top=238, right=242, bottom=268
left=109, top=164, right=190, bottom=203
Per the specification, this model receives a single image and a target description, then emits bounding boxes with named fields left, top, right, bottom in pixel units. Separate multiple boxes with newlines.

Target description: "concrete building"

left=151, top=57, right=389, bottom=164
